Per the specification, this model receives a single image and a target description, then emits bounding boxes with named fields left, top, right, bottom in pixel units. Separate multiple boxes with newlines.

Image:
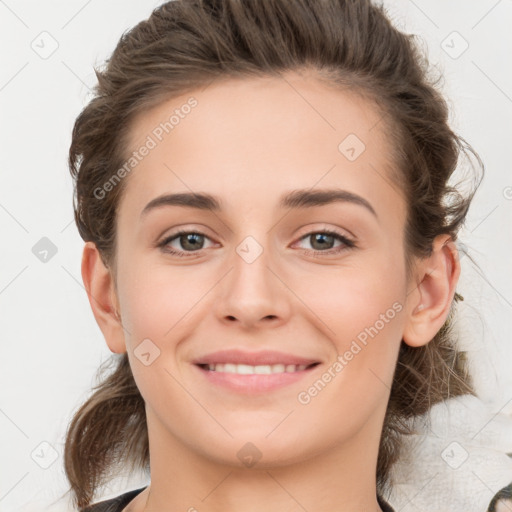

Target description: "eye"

left=294, top=230, right=356, bottom=255
left=157, top=228, right=356, bottom=258
left=158, top=229, right=214, bottom=256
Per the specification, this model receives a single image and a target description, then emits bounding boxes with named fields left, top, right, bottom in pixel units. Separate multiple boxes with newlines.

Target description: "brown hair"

left=64, top=0, right=484, bottom=508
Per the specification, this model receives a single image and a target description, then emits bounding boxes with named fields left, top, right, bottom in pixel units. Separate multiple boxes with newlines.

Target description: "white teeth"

left=237, top=364, right=255, bottom=375
left=206, top=363, right=309, bottom=374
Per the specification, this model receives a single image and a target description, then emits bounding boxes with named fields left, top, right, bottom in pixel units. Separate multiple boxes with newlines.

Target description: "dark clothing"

left=81, top=487, right=146, bottom=512
left=81, top=480, right=512, bottom=511
left=81, top=485, right=396, bottom=511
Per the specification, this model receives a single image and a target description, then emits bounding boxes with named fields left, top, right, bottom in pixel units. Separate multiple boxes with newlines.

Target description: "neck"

left=139, top=407, right=385, bottom=512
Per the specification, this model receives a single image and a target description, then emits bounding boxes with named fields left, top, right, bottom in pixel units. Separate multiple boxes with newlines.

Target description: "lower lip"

left=194, top=364, right=319, bottom=393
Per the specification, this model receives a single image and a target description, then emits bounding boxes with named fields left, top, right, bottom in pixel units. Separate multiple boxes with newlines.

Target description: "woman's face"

left=108, top=72, right=416, bottom=467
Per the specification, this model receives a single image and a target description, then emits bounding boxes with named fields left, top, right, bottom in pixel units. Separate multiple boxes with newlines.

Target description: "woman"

left=64, top=0, right=488, bottom=510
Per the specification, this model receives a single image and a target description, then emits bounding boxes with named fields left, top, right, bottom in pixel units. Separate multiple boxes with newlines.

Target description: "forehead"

left=119, top=72, right=405, bottom=224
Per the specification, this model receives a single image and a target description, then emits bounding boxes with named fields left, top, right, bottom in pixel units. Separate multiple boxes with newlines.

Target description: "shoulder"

left=80, top=486, right=148, bottom=512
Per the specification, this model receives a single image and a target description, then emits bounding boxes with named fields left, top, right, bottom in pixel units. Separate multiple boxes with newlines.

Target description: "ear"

left=81, top=241, right=127, bottom=353
left=402, top=234, right=461, bottom=348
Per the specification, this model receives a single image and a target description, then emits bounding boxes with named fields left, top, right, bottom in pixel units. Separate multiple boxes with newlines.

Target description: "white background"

left=0, top=1, right=511, bottom=511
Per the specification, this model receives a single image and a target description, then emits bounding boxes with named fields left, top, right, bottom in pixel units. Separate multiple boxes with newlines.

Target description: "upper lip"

left=193, top=349, right=320, bottom=366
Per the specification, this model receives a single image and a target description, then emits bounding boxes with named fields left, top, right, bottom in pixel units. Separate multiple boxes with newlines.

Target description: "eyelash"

left=157, top=228, right=356, bottom=258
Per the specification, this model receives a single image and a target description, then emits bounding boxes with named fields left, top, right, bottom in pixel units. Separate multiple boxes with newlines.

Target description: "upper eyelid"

left=160, top=221, right=355, bottom=238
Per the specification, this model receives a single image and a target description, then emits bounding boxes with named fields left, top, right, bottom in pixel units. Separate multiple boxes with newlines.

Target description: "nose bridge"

left=214, top=230, right=290, bottom=326
left=230, top=232, right=276, bottom=301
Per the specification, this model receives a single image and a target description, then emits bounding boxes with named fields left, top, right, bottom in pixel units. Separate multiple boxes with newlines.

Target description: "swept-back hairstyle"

left=64, top=0, right=483, bottom=508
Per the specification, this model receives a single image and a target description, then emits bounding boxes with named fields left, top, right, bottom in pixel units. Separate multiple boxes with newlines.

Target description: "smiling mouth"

left=197, top=362, right=320, bottom=374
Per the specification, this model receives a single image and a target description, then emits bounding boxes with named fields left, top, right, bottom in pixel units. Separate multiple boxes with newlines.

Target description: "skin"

left=495, top=499, right=512, bottom=512
left=82, top=70, right=460, bottom=512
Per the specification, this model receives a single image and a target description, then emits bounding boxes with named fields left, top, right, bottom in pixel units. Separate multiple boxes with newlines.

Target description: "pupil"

left=311, top=233, right=333, bottom=250
left=182, top=233, right=202, bottom=250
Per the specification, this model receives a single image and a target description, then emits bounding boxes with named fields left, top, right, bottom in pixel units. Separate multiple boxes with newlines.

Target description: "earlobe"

left=81, top=242, right=127, bottom=354
left=402, top=234, right=461, bottom=348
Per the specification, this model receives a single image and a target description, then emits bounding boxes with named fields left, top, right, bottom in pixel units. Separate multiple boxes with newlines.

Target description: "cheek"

left=293, top=258, right=406, bottom=382
left=300, top=262, right=405, bottom=338
left=116, top=261, right=207, bottom=407
left=117, top=259, right=209, bottom=342
left=293, top=272, right=405, bottom=428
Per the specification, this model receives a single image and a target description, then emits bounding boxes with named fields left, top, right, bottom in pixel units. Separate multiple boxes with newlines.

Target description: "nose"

left=213, top=237, right=292, bottom=330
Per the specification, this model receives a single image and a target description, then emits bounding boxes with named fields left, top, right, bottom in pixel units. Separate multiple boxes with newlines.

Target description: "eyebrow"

left=140, top=188, right=377, bottom=219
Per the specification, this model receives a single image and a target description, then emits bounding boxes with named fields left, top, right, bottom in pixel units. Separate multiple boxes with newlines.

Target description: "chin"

left=196, top=431, right=320, bottom=469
